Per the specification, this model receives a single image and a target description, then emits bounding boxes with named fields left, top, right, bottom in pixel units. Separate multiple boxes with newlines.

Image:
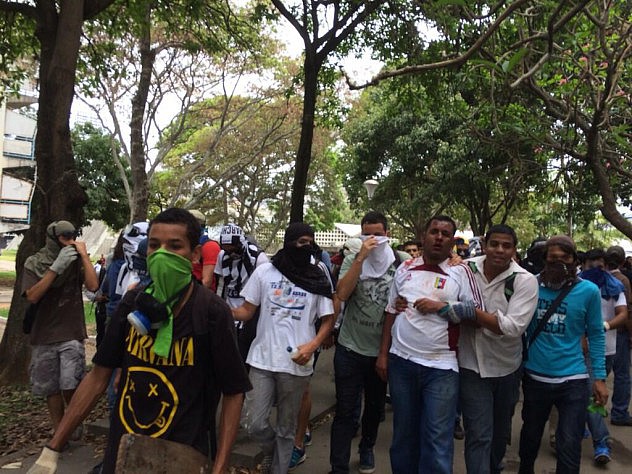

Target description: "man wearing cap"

left=233, top=222, right=335, bottom=474
left=189, top=210, right=220, bottom=290
left=605, top=245, right=632, bottom=426
left=519, top=235, right=608, bottom=473
left=22, top=220, right=99, bottom=433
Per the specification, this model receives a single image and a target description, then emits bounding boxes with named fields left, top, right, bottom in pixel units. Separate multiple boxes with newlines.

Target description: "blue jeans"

left=586, top=354, right=611, bottom=447
left=611, top=330, right=631, bottom=422
left=330, top=344, right=386, bottom=474
left=519, top=376, right=590, bottom=474
left=460, top=367, right=521, bottom=474
left=388, top=354, right=459, bottom=474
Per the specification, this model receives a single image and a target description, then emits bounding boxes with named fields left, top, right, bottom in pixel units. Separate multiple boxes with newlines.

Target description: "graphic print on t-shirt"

left=535, top=297, right=569, bottom=335
left=118, top=327, right=195, bottom=437
left=119, top=367, right=179, bottom=437
left=269, top=279, right=307, bottom=320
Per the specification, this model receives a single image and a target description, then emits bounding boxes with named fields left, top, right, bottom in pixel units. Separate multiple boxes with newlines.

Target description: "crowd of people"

left=20, top=209, right=631, bottom=474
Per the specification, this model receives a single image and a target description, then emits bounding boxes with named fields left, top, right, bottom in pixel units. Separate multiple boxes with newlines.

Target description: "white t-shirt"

left=601, top=292, right=626, bottom=356
left=241, top=262, right=334, bottom=376
left=386, top=258, right=484, bottom=372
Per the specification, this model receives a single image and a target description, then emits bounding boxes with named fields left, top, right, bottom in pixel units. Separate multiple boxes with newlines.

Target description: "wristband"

left=604, top=321, right=610, bottom=331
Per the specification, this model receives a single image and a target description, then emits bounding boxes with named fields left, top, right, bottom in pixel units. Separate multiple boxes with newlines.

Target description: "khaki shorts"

left=30, top=340, right=86, bottom=397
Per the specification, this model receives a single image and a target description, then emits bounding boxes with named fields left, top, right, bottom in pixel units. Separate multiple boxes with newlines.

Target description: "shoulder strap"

left=528, top=281, right=576, bottom=347
left=468, top=261, right=517, bottom=303
left=392, top=248, right=402, bottom=268
left=504, top=273, right=517, bottom=302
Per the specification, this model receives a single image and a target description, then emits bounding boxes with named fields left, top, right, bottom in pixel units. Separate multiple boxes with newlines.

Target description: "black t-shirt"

left=93, top=282, right=251, bottom=474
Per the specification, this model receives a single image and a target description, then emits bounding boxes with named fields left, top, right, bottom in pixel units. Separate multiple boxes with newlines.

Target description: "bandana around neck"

left=359, top=235, right=395, bottom=280
left=146, top=248, right=193, bottom=357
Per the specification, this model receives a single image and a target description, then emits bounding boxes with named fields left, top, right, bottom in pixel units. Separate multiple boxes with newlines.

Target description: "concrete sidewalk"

left=3, top=347, right=632, bottom=472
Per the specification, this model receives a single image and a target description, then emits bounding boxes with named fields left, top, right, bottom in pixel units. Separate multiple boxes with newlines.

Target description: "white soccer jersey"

left=386, top=257, right=484, bottom=371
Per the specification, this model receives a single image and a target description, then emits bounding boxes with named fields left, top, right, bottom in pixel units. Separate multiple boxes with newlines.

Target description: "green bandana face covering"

left=146, top=248, right=193, bottom=357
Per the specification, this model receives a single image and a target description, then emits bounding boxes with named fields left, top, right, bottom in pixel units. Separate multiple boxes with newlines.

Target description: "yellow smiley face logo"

left=118, top=367, right=179, bottom=437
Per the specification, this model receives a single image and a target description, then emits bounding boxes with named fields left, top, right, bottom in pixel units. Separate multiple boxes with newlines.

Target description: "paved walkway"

left=2, top=345, right=632, bottom=472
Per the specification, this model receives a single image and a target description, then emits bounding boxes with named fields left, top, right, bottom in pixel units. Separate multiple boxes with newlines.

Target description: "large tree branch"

left=83, top=0, right=115, bottom=19
left=271, top=0, right=311, bottom=46
left=0, top=0, right=37, bottom=17
left=345, top=0, right=532, bottom=89
left=317, top=0, right=382, bottom=61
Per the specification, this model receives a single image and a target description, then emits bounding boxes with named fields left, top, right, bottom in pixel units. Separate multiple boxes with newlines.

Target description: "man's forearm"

left=202, top=265, right=216, bottom=288
left=81, top=254, right=99, bottom=291
left=608, top=306, right=628, bottom=330
left=336, top=257, right=363, bottom=301
left=25, top=271, right=57, bottom=304
left=474, top=309, right=503, bottom=335
left=213, top=392, right=244, bottom=473
left=310, top=314, right=335, bottom=349
left=378, top=313, right=396, bottom=357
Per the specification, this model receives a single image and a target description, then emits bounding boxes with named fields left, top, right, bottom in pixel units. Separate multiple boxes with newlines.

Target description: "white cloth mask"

left=359, top=235, right=395, bottom=279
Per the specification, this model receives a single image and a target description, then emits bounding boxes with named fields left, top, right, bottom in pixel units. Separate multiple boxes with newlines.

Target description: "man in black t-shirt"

left=28, top=208, right=251, bottom=474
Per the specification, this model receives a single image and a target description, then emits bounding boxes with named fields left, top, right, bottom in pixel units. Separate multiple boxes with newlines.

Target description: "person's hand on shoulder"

left=447, top=253, right=463, bottom=266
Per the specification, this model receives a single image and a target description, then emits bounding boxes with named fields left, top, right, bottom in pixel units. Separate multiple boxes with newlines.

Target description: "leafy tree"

left=341, top=69, right=543, bottom=238
left=71, top=122, right=129, bottom=229
left=0, top=0, right=115, bottom=386
left=354, top=1, right=632, bottom=240
left=78, top=0, right=266, bottom=222
left=153, top=82, right=349, bottom=250
left=496, top=1, right=632, bottom=239
left=270, top=0, right=390, bottom=222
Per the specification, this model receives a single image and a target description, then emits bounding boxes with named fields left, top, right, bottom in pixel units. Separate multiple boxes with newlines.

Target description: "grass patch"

left=0, top=271, right=15, bottom=287
left=0, top=249, right=16, bottom=261
left=0, top=303, right=98, bottom=336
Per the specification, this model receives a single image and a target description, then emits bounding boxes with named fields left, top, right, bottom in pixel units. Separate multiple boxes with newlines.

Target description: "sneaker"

left=259, top=454, right=274, bottom=474
left=594, top=442, right=611, bottom=465
left=358, top=448, right=375, bottom=474
left=304, top=429, right=312, bottom=446
left=454, top=420, right=465, bottom=440
left=289, top=446, right=306, bottom=471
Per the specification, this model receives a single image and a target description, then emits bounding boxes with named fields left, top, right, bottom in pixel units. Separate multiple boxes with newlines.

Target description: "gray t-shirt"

left=337, top=251, right=408, bottom=357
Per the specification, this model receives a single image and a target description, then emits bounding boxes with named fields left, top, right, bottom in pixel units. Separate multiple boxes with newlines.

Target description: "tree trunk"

left=586, top=133, right=632, bottom=239
left=289, top=56, right=319, bottom=223
left=129, top=6, right=153, bottom=223
left=0, top=2, right=94, bottom=386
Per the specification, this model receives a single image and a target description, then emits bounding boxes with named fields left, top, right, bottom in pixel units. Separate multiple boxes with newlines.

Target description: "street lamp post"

left=363, top=179, right=379, bottom=200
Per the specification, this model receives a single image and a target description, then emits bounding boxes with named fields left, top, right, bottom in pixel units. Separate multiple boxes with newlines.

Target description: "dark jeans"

left=330, top=344, right=386, bottom=474
left=519, top=376, right=590, bottom=474
left=611, top=330, right=632, bottom=422
left=460, top=367, right=522, bottom=474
